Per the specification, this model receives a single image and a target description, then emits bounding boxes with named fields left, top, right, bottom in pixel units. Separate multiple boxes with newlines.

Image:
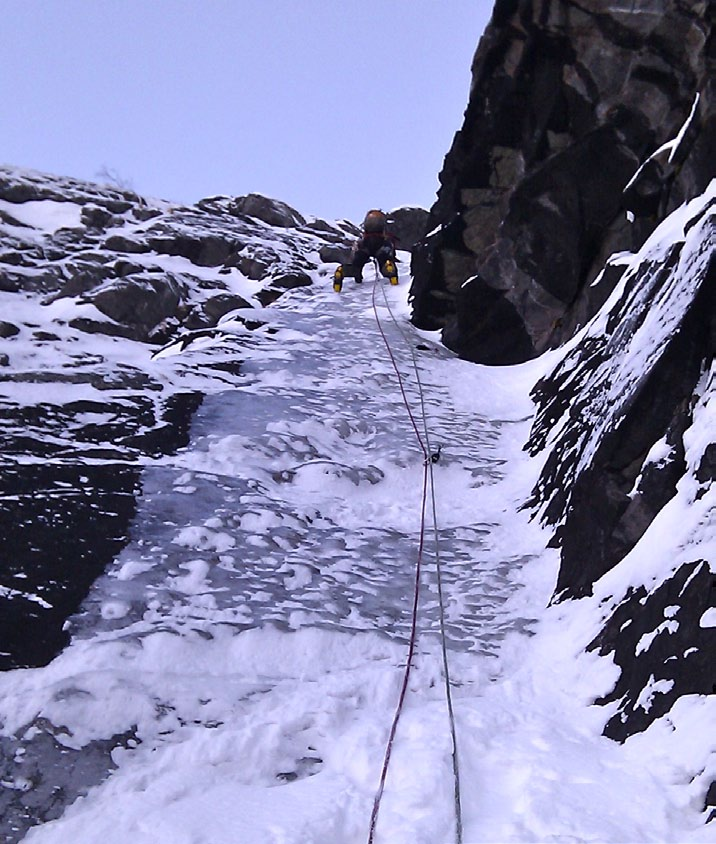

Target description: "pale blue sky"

left=2, top=1, right=492, bottom=221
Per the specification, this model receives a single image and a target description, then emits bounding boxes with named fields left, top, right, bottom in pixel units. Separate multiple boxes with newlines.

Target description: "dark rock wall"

left=387, top=206, right=430, bottom=254
left=409, top=3, right=715, bottom=816
left=527, top=116, right=714, bottom=818
left=411, top=0, right=714, bottom=364
left=527, top=204, right=714, bottom=599
left=591, top=559, right=715, bottom=743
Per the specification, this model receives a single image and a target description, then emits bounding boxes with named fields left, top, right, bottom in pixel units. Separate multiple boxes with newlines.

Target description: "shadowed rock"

left=233, top=193, right=306, bottom=228
left=411, top=0, right=713, bottom=363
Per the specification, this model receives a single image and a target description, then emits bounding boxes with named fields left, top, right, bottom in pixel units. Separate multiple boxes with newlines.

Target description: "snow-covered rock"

left=527, top=183, right=715, bottom=746
left=0, top=164, right=354, bottom=670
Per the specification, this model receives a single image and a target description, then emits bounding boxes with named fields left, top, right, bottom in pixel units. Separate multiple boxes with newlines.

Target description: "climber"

left=333, top=209, right=399, bottom=292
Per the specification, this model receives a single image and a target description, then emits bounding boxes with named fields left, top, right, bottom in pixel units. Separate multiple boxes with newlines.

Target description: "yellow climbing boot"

left=384, top=259, right=398, bottom=285
left=333, top=265, right=344, bottom=292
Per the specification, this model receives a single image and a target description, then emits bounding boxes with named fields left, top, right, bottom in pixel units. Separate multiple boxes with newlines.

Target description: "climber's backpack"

left=363, top=209, right=387, bottom=234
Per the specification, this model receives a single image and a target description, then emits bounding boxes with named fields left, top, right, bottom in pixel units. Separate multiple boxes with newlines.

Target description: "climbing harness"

left=367, top=263, right=463, bottom=844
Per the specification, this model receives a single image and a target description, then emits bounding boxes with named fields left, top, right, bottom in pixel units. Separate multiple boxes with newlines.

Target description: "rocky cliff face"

left=411, top=0, right=714, bottom=364
left=527, top=187, right=714, bottom=746
left=409, top=0, right=715, bottom=818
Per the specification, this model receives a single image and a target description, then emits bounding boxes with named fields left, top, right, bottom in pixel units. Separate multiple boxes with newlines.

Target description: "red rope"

left=367, top=275, right=431, bottom=843
left=366, top=461, right=428, bottom=843
left=376, top=281, right=464, bottom=844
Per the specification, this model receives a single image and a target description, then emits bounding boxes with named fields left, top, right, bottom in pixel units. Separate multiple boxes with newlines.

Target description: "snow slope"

left=0, top=251, right=712, bottom=842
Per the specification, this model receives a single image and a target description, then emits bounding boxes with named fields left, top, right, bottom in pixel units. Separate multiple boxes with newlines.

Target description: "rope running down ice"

left=367, top=265, right=463, bottom=844
left=377, top=277, right=463, bottom=844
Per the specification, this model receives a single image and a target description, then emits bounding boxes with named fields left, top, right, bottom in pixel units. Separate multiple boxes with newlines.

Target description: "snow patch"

left=0, top=198, right=83, bottom=233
